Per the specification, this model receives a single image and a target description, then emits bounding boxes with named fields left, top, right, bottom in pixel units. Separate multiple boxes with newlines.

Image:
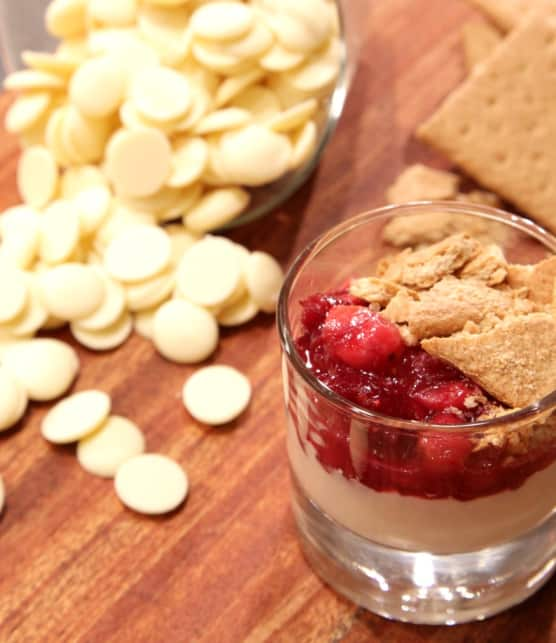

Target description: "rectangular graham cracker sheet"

left=466, top=0, right=532, bottom=31
left=461, top=20, right=503, bottom=72
left=418, top=7, right=556, bottom=234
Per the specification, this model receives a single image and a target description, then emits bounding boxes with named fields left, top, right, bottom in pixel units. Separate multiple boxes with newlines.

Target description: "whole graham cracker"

left=466, top=0, right=531, bottom=31
left=422, top=313, right=556, bottom=408
left=462, top=20, right=503, bottom=72
left=418, top=8, right=556, bottom=234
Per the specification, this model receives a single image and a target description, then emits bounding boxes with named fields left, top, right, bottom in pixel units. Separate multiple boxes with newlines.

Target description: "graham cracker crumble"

left=349, top=233, right=556, bottom=452
left=382, top=211, right=509, bottom=248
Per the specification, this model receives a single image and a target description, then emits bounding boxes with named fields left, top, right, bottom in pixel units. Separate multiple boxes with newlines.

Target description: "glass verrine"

left=278, top=202, right=556, bottom=625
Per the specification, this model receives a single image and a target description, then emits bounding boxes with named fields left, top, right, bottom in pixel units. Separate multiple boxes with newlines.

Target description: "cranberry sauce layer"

left=293, top=290, right=556, bottom=501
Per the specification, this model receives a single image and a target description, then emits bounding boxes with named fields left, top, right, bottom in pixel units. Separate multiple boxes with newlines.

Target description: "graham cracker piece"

left=462, top=21, right=503, bottom=72
left=455, top=189, right=502, bottom=208
left=506, top=263, right=534, bottom=289
left=385, top=164, right=460, bottom=204
left=422, top=313, right=556, bottom=407
left=377, top=233, right=481, bottom=289
left=418, top=8, right=556, bottom=234
left=349, top=277, right=407, bottom=308
left=382, top=288, right=419, bottom=324
left=390, top=276, right=534, bottom=339
left=458, top=243, right=507, bottom=284
left=383, top=211, right=509, bottom=248
left=466, top=0, right=531, bottom=31
left=527, top=256, right=556, bottom=304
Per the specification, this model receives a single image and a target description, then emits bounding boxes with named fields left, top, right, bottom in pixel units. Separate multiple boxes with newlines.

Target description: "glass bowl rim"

left=222, top=0, right=351, bottom=229
left=277, top=201, right=556, bottom=432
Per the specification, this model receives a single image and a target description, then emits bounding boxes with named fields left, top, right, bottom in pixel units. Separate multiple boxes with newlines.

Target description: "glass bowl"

left=278, top=201, right=556, bottom=624
left=0, top=0, right=366, bottom=229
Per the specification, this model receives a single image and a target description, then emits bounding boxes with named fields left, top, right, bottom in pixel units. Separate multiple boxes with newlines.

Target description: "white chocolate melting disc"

left=193, top=108, right=251, bottom=136
left=289, top=119, right=317, bottom=169
left=0, top=266, right=28, bottom=323
left=46, top=0, right=88, bottom=39
left=182, top=365, right=251, bottom=426
left=104, top=224, right=171, bottom=283
left=190, top=2, right=254, bottom=41
left=88, top=0, right=137, bottom=27
left=244, top=251, right=284, bottom=313
left=133, top=307, right=157, bottom=340
left=115, top=453, right=188, bottom=515
left=217, top=293, right=259, bottom=327
left=41, top=390, right=111, bottom=444
left=39, top=263, right=105, bottom=320
left=2, top=338, right=79, bottom=401
left=71, top=311, right=133, bottom=351
left=153, top=299, right=218, bottom=364
left=105, top=128, right=172, bottom=198
left=268, top=98, right=318, bottom=132
left=60, top=165, right=107, bottom=199
left=0, top=366, right=28, bottom=432
left=6, top=273, right=49, bottom=337
left=4, top=69, right=65, bottom=91
left=125, top=266, right=175, bottom=312
left=184, top=188, right=250, bottom=233
left=5, top=93, right=52, bottom=134
left=167, top=137, right=208, bottom=189
left=40, top=199, right=81, bottom=264
left=215, top=68, right=265, bottom=108
left=231, top=85, right=281, bottom=123
left=69, top=55, right=126, bottom=118
left=77, top=269, right=126, bottom=331
left=0, top=205, right=41, bottom=269
left=217, top=125, right=292, bottom=186
left=17, top=146, right=59, bottom=209
left=131, top=66, right=191, bottom=123
left=176, top=236, right=242, bottom=308
left=22, top=50, right=79, bottom=77
left=74, top=185, right=112, bottom=236
left=77, top=415, right=146, bottom=478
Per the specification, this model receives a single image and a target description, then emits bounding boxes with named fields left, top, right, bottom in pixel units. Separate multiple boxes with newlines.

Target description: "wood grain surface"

left=1, top=1, right=555, bottom=641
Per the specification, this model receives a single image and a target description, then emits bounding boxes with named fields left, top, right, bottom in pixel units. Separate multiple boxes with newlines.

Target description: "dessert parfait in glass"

left=278, top=202, right=556, bottom=625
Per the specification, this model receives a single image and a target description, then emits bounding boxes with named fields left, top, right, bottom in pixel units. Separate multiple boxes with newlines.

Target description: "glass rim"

left=221, top=0, right=351, bottom=230
left=277, top=201, right=556, bottom=432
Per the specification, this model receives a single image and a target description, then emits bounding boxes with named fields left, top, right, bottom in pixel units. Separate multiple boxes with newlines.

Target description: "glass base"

left=291, top=476, right=556, bottom=625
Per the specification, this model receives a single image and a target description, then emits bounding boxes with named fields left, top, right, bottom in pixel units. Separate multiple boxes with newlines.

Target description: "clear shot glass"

left=278, top=202, right=556, bottom=625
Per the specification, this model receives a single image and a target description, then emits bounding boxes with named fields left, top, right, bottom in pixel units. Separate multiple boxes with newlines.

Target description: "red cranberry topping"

left=293, top=289, right=556, bottom=500
left=321, top=305, right=404, bottom=371
left=296, top=291, right=486, bottom=423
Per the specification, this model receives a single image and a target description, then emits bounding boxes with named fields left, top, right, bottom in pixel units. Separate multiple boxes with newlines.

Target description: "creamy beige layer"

left=288, top=422, right=556, bottom=554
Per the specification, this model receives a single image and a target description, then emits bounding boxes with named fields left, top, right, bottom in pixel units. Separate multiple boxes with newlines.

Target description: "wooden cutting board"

left=1, top=1, right=555, bottom=641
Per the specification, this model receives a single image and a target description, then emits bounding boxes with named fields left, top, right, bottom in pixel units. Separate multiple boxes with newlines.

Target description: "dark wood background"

left=1, top=0, right=555, bottom=641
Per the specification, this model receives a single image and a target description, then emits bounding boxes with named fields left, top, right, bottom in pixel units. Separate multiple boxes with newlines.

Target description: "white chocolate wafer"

left=17, top=146, right=59, bottom=208
left=105, top=128, right=172, bottom=198
left=153, top=299, right=218, bottom=363
left=0, top=366, right=28, bottom=431
left=2, top=338, right=79, bottom=401
left=0, top=266, right=28, bottom=323
left=244, top=251, right=284, bottom=313
left=104, top=224, right=171, bottom=283
left=71, top=311, right=133, bottom=351
left=42, top=390, right=111, bottom=444
left=40, top=263, right=105, bottom=320
left=115, top=453, right=188, bottom=515
left=183, top=365, right=251, bottom=426
left=77, top=415, right=145, bottom=478
left=176, top=236, right=242, bottom=307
